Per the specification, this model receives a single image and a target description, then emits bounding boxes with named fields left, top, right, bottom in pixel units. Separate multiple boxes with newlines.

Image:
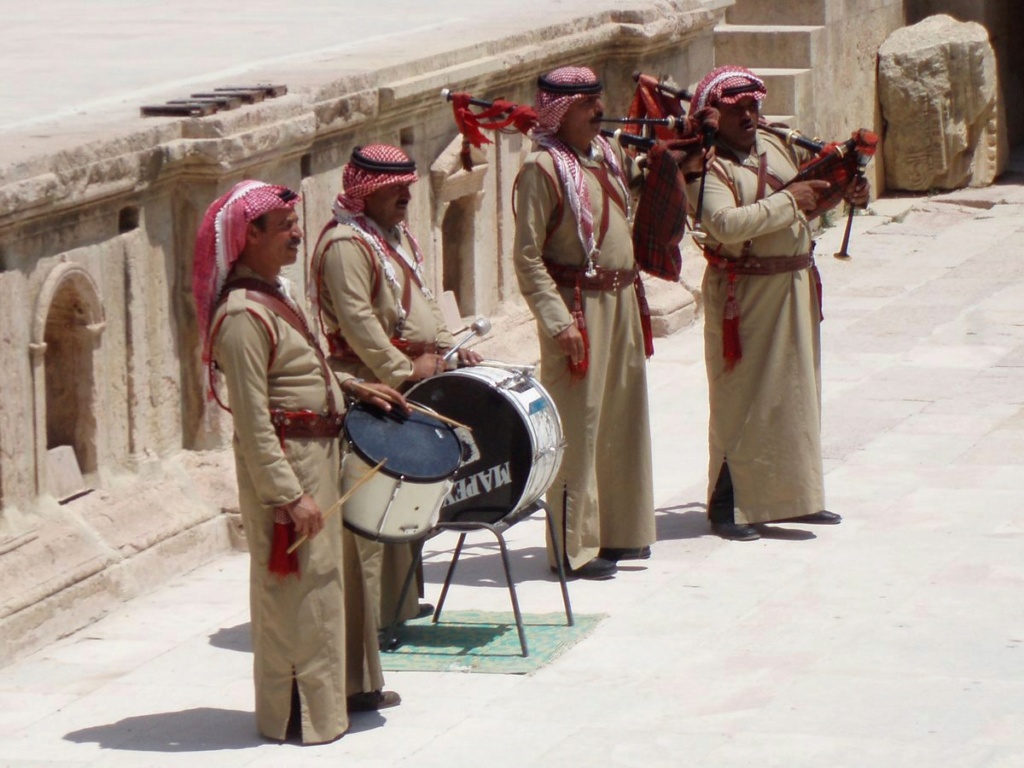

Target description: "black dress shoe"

left=598, top=546, right=652, bottom=562
left=551, top=557, right=618, bottom=580
left=415, top=602, right=435, bottom=619
left=710, top=522, right=761, bottom=541
left=778, top=510, right=842, bottom=525
left=347, top=689, right=401, bottom=713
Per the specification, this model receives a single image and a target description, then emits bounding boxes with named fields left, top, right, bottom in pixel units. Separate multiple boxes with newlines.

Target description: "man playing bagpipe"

left=685, top=65, right=870, bottom=542
left=446, top=66, right=713, bottom=577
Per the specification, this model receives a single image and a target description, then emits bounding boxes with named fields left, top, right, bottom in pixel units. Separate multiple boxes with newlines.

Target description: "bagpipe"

left=766, top=125, right=878, bottom=258
left=631, top=72, right=879, bottom=259
left=442, top=84, right=714, bottom=281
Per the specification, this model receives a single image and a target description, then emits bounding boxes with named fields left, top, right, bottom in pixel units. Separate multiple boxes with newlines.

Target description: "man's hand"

left=787, top=179, right=831, bottom=214
left=843, top=175, right=870, bottom=207
left=457, top=347, right=484, bottom=366
left=554, top=322, right=585, bottom=366
left=285, top=493, right=324, bottom=540
left=410, top=352, right=445, bottom=381
left=674, top=145, right=715, bottom=177
left=347, top=380, right=409, bottom=413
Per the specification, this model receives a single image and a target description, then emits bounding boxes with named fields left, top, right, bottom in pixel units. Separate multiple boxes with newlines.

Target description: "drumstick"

left=286, top=458, right=387, bottom=554
left=346, top=380, right=472, bottom=432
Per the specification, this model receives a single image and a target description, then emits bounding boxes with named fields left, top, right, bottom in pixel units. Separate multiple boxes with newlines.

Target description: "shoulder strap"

left=513, top=159, right=565, bottom=239
left=222, top=279, right=340, bottom=416
left=206, top=306, right=276, bottom=414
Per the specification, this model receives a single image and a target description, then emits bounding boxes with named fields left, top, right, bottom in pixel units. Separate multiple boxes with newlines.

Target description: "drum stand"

left=382, top=500, right=574, bottom=657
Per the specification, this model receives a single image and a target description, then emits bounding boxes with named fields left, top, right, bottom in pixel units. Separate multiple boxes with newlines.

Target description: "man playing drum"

left=193, top=181, right=403, bottom=743
left=310, top=144, right=482, bottom=634
left=512, top=66, right=656, bottom=580
left=686, top=66, right=869, bottom=541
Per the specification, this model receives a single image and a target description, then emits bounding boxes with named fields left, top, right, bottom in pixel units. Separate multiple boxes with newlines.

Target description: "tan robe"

left=315, top=220, right=455, bottom=626
left=688, top=130, right=825, bottom=524
left=513, top=142, right=656, bottom=570
left=211, top=266, right=383, bottom=744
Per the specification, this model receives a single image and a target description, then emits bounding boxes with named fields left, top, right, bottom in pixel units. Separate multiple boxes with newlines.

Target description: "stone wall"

left=719, top=0, right=905, bottom=194
left=0, top=1, right=718, bottom=666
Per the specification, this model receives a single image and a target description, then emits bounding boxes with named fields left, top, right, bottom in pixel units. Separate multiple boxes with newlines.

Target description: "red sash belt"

left=704, top=252, right=822, bottom=370
left=705, top=253, right=814, bottom=275
left=270, top=409, right=344, bottom=441
left=542, top=260, right=638, bottom=291
left=541, top=259, right=655, bottom=379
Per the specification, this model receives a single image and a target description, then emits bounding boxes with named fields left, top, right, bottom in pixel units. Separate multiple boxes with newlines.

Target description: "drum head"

left=408, top=372, right=533, bottom=524
left=344, top=403, right=461, bottom=482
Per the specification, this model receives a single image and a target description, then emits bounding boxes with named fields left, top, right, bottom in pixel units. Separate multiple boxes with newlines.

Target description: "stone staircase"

left=713, top=0, right=831, bottom=135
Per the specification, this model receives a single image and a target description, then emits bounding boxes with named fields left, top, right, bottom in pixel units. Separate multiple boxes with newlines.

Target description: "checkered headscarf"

left=531, top=66, right=603, bottom=140
left=336, top=144, right=419, bottom=214
left=692, top=65, right=767, bottom=111
left=192, top=180, right=300, bottom=362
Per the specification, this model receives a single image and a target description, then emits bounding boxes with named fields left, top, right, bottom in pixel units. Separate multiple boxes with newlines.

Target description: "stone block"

left=757, top=68, right=813, bottom=118
left=727, top=0, right=829, bottom=26
left=878, top=14, right=1008, bottom=191
left=713, top=24, right=825, bottom=70
left=642, top=274, right=698, bottom=338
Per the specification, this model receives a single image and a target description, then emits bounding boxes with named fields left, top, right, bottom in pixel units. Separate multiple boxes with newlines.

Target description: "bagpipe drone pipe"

left=630, top=71, right=879, bottom=258
left=441, top=83, right=717, bottom=281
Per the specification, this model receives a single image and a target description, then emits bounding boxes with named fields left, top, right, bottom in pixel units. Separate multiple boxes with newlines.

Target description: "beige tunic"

left=513, top=142, right=656, bottom=569
left=316, top=220, right=455, bottom=388
left=688, top=130, right=825, bottom=524
left=211, top=266, right=383, bottom=744
left=315, top=222, right=455, bottom=626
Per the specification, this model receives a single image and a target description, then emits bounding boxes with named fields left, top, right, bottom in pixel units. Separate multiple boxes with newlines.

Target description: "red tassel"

left=268, top=516, right=299, bottom=577
left=568, top=282, right=589, bottom=380
left=722, top=273, right=741, bottom=370
left=459, top=140, right=474, bottom=172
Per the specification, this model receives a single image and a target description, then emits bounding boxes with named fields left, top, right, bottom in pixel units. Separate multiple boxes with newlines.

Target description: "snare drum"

left=341, top=403, right=462, bottom=542
left=407, top=365, right=564, bottom=524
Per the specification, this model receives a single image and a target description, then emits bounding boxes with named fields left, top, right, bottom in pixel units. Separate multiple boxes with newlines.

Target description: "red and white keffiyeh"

left=310, top=145, right=430, bottom=332
left=336, top=144, right=419, bottom=214
left=192, top=180, right=300, bottom=363
left=530, top=66, right=628, bottom=273
left=532, top=65, right=603, bottom=140
left=692, top=65, right=767, bottom=111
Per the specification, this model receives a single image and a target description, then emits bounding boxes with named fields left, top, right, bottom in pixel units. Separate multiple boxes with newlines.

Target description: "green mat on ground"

left=380, top=610, right=605, bottom=674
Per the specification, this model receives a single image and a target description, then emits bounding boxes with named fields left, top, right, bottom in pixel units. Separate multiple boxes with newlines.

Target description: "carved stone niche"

left=31, top=261, right=106, bottom=500
left=430, top=138, right=494, bottom=317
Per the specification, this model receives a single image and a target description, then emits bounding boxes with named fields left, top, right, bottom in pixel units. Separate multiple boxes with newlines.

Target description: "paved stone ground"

left=1, top=150, right=1022, bottom=766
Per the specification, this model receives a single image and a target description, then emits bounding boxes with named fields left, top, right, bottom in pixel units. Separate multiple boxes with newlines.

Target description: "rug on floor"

left=380, top=610, right=605, bottom=674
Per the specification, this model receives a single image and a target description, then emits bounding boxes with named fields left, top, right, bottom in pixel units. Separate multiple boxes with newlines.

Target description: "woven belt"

left=543, top=259, right=638, bottom=291
left=270, top=409, right=344, bottom=440
left=706, top=253, right=814, bottom=276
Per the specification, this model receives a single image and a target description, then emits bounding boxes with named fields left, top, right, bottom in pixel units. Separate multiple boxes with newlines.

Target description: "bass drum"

left=342, top=402, right=462, bottom=542
left=407, top=365, right=564, bottom=524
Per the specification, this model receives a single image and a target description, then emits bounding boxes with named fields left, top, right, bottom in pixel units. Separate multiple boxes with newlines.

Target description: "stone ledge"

left=0, top=516, right=232, bottom=668
left=0, top=450, right=237, bottom=668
